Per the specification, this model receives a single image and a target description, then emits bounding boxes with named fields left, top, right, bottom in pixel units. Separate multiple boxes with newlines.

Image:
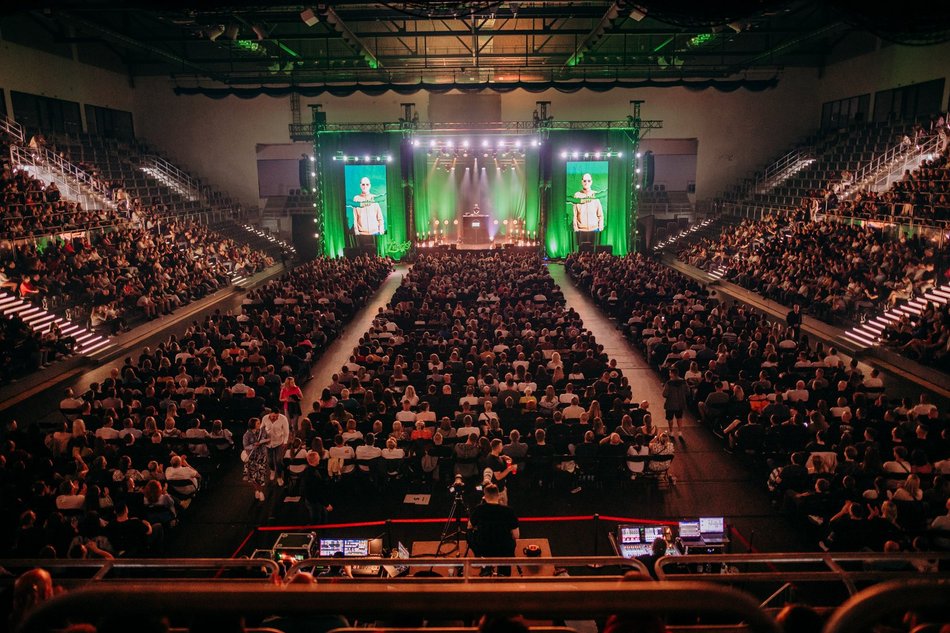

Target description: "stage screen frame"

left=344, top=163, right=388, bottom=236
left=566, top=160, right=609, bottom=233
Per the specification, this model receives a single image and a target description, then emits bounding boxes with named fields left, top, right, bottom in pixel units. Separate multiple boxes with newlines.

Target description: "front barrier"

left=18, top=580, right=782, bottom=633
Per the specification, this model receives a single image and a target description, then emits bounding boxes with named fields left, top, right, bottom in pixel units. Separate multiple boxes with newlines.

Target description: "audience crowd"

left=0, top=254, right=391, bottom=560
left=282, top=250, right=677, bottom=522
left=679, top=216, right=940, bottom=319
left=567, top=251, right=949, bottom=554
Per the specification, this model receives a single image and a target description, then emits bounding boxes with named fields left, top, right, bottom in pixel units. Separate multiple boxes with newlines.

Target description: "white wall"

left=0, top=40, right=135, bottom=128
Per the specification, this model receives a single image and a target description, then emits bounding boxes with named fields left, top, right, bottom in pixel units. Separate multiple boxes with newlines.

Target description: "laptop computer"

left=678, top=519, right=702, bottom=541
left=699, top=516, right=726, bottom=543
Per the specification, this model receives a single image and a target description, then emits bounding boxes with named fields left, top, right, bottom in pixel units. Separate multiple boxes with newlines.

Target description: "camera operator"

left=467, top=483, right=520, bottom=576
left=485, top=438, right=516, bottom=506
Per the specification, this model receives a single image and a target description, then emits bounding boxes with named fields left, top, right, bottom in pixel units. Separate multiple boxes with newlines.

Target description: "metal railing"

left=655, top=552, right=950, bottom=598
left=18, top=580, right=782, bottom=633
left=848, top=135, right=939, bottom=195
left=0, top=557, right=281, bottom=583
left=753, top=147, right=815, bottom=195
left=9, top=144, right=114, bottom=209
left=1, top=115, right=24, bottom=144
left=823, top=579, right=950, bottom=633
left=141, top=154, right=202, bottom=201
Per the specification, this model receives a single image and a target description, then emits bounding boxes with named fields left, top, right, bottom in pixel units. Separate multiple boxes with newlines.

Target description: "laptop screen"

left=319, top=538, right=370, bottom=557
left=678, top=520, right=701, bottom=539
left=619, top=525, right=643, bottom=544
left=699, top=517, right=725, bottom=534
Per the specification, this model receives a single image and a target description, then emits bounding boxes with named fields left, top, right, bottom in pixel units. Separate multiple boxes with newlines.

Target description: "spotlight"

left=386, top=155, right=393, bottom=162
left=310, top=171, right=316, bottom=176
left=207, top=24, right=226, bottom=41
left=594, top=152, right=601, bottom=159
left=483, top=153, right=488, bottom=158
left=617, top=152, right=623, bottom=158
left=300, top=8, right=319, bottom=27
left=532, top=139, right=540, bottom=147
left=312, top=203, right=317, bottom=207
left=572, top=151, right=579, bottom=158
left=412, top=139, right=419, bottom=147
left=462, top=139, right=470, bottom=148
left=636, top=152, right=642, bottom=158
left=446, top=140, right=454, bottom=148
left=636, top=168, right=641, bottom=173
left=364, top=155, right=370, bottom=162
left=635, top=183, right=641, bottom=189
left=584, top=152, right=590, bottom=158
left=560, top=151, right=567, bottom=159
left=309, top=156, right=315, bottom=162
left=331, top=156, right=338, bottom=161
left=497, top=140, right=505, bottom=148
left=342, top=155, right=348, bottom=161
left=429, top=139, right=436, bottom=148
left=514, top=140, right=522, bottom=148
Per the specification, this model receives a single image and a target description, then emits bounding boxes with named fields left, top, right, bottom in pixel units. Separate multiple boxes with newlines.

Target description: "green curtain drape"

left=543, top=130, right=634, bottom=258
left=316, top=132, right=348, bottom=258
left=315, top=132, right=410, bottom=259
left=524, top=150, right=541, bottom=240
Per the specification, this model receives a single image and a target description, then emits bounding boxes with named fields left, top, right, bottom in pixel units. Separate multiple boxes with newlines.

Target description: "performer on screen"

left=353, top=177, right=384, bottom=235
left=572, top=173, right=604, bottom=232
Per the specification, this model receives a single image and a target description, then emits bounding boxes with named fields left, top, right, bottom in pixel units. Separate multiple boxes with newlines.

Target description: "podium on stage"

left=461, top=214, right=489, bottom=244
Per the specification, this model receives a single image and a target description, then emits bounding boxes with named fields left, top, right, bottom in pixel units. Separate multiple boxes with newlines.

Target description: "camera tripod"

left=435, top=488, right=470, bottom=557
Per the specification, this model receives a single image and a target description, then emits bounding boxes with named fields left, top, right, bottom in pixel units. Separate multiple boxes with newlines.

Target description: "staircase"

left=653, top=217, right=716, bottom=252
left=840, top=135, right=941, bottom=201
left=843, top=282, right=950, bottom=349
left=0, top=291, right=112, bottom=356
left=9, top=144, right=117, bottom=214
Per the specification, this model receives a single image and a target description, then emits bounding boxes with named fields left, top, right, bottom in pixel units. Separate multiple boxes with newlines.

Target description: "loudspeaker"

left=597, top=245, right=613, bottom=255
left=578, top=243, right=594, bottom=253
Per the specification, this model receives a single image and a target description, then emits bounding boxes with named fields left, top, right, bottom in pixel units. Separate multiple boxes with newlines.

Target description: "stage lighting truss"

left=412, top=137, right=533, bottom=159
left=558, top=149, right=624, bottom=160
left=332, top=153, right=393, bottom=163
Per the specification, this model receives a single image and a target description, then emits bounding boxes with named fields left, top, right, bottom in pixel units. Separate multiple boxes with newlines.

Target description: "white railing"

left=754, top=147, right=815, bottom=193
left=140, top=155, right=202, bottom=202
left=848, top=135, right=940, bottom=195
left=1, top=116, right=24, bottom=144
left=9, top=144, right=114, bottom=209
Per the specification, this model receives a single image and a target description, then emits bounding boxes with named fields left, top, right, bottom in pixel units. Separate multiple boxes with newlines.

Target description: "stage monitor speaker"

left=597, top=245, right=613, bottom=255
left=578, top=243, right=594, bottom=253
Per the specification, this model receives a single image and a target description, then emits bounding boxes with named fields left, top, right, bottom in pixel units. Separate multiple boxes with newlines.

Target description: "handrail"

left=18, top=581, right=782, bottom=633
left=655, top=552, right=950, bottom=596
left=1, top=116, right=25, bottom=144
left=10, top=144, right=114, bottom=208
left=140, top=154, right=202, bottom=201
left=0, top=557, right=281, bottom=582
left=286, top=556, right=649, bottom=580
left=848, top=135, right=939, bottom=195
left=822, top=579, right=950, bottom=633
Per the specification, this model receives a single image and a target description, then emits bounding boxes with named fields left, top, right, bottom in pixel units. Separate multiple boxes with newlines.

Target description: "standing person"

left=353, top=177, right=384, bottom=235
left=262, top=409, right=290, bottom=487
left=786, top=304, right=803, bottom=340
left=485, top=438, right=516, bottom=506
left=572, top=173, right=604, bottom=232
left=243, top=417, right=270, bottom=501
left=467, top=484, right=520, bottom=577
left=279, top=376, right=304, bottom=431
left=662, top=369, right=690, bottom=441
left=301, top=451, right=333, bottom=523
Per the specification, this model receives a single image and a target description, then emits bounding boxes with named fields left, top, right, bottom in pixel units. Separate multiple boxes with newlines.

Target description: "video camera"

left=448, top=473, right=465, bottom=495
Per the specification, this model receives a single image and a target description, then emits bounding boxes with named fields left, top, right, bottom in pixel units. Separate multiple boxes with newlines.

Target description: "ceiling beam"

left=320, top=5, right=381, bottom=69
left=56, top=11, right=226, bottom=82
left=564, top=2, right=621, bottom=68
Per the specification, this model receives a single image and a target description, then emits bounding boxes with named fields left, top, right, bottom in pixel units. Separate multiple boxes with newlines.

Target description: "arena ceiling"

left=4, top=1, right=950, bottom=88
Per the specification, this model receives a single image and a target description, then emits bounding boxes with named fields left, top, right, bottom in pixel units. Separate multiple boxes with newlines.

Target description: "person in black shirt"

left=467, top=484, right=519, bottom=576
left=635, top=536, right=667, bottom=580
left=486, top=438, right=516, bottom=505
left=301, top=451, right=333, bottom=523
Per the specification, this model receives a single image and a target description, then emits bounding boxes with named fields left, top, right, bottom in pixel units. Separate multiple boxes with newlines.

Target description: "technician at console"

left=467, top=484, right=519, bottom=576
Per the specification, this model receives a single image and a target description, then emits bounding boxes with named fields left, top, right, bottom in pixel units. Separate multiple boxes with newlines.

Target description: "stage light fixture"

left=386, top=155, right=393, bottom=162
left=446, top=140, right=454, bottom=148
left=309, top=156, right=315, bottom=162
left=364, top=155, right=370, bottom=162
left=310, top=171, right=316, bottom=176
left=312, top=203, right=317, bottom=207
left=636, top=168, right=641, bottom=173
left=594, top=152, right=601, bottom=159
left=618, top=152, right=623, bottom=158
left=331, top=156, right=338, bottom=161
left=635, top=183, right=641, bottom=189
left=584, top=152, right=590, bottom=158
left=462, top=139, right=470, bottom=148
left=532, top=139, right=540, bottom=147
left=636, top=152, right=642, bottom=158
left=497, top=140, right=505, bottom=148
left=572, top=151, right=579, bottom=158
left=514, top=140, right=522, bottom=148
left=560, top=151, right=567, bottom=159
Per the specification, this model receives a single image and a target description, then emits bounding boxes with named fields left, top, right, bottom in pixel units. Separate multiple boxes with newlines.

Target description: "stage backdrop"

left=315, top=132, right=409, bottom=259
left=412, top=142, right=541, bottom=243
left=546, top=130, right=635, bottom=258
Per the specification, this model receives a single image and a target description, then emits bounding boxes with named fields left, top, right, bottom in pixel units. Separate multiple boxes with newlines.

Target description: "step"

left=843, top=331, right=876, bottom=347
